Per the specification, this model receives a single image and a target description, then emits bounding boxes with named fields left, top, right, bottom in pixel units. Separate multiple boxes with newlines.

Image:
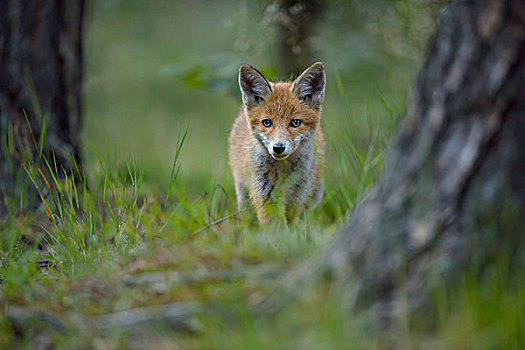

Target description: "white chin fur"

left=269, top=151, right=291, bottom=160
left=267, top=143, right=293, bottom=160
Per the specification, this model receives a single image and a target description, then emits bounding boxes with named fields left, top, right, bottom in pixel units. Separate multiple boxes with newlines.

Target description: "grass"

left=2, top=89, right=524, bottom=349
left=0, top=82, right=388, bottom=347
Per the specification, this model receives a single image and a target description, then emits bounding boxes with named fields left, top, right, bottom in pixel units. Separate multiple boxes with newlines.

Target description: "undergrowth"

left=0, top=98, right=523, bottom=349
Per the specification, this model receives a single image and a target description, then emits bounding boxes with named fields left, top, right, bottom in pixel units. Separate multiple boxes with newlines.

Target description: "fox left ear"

left=292, top=62, right=326, bottom=109
left=239, top=65, right=272, bottom=108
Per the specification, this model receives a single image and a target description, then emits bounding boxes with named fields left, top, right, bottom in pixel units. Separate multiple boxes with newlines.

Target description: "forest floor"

left=1, top=119, right=523, bottom=349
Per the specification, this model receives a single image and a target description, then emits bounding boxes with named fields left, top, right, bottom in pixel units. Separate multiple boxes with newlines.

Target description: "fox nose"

left=273, top=144, right=286, bottom=154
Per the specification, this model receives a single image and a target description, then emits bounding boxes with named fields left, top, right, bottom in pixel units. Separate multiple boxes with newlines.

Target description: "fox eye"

left=261, top=119, right=272, bottom=127
left=290, top=119, right=302, bottom=128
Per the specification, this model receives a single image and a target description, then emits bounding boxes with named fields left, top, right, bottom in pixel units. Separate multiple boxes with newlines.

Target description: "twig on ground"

left=6, top=306, right=64, bottom=332
left=123, top=264, right=283, bottom=293
left=91, top=302, right=201, bottom=333
left=192, top=209, right=247, bottom=235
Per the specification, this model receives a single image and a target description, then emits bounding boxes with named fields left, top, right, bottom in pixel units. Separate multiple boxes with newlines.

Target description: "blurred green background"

left=82, top=0, right=441, bottom=216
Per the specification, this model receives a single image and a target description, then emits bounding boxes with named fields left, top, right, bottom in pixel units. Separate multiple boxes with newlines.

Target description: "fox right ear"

left=239, top=65, right=272, bottom=108
left=292, top=62, right=326, bottom=109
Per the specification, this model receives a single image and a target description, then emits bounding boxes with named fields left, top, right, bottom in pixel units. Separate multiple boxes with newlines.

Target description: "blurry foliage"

left=163, top=0, right=442, bottom=96
left=159, top=53, right=277, bottom=99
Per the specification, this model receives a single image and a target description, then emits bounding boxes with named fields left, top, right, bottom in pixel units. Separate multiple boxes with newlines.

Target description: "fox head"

left=239, top=62, right=326, bottom=160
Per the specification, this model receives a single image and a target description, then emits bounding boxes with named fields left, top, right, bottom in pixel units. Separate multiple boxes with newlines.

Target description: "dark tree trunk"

left=274, top=0, right=324, bottom=78
left=306, top=0, right=525, bottom=324
left=0, top=0, right=84, bottom=213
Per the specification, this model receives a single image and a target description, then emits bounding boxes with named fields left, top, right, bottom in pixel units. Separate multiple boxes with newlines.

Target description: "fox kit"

left=229, top=62, right=326, bottom=223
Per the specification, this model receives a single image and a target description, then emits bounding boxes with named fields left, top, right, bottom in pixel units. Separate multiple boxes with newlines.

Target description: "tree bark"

left=312, top=0, right=525, bottom=325
left=0, top=0, right=84, bottom=213
left=273, top=0, right=324, bottom=78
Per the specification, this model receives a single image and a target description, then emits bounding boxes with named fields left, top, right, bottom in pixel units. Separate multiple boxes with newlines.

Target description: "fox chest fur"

left=229, top=63, right=326, bottom=224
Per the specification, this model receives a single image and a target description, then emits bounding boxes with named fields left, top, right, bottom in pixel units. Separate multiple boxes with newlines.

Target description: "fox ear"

left=292, top=62, right=326, bottom=109
left=239, top=65, right=272, bottom=108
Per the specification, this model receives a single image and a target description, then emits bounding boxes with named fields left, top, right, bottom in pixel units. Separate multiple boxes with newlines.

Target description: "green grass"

left=0, top=76, right=392, bottom=348
left=2, top=91, right=524, bottom=348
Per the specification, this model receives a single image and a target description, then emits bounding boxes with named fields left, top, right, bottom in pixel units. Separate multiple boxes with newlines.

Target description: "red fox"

left=229, top=62, right=326, bottom=223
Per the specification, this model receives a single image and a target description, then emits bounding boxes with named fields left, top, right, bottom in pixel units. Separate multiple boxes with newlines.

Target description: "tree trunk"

left=0, top=0, right=84, bottom=214
left=312, top=0, right=525, bottom=325
left=273, top=0, right=324, bottom=78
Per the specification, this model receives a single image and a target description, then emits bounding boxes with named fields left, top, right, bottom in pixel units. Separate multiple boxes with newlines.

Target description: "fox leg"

left=234, top=179, right=248, bottom=209
left=249, top=173, right=274, bottom=224
left=311, top=181, right=323, bottom=209
left=254, top=202, right=271, bottom=224
left=285, top=182, right=322, bottom=221
left=249, top=191, right=271, bottom=224
left=283, top=177, right=312, bottom=222
left=284, top=200, right=306, bottom=223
